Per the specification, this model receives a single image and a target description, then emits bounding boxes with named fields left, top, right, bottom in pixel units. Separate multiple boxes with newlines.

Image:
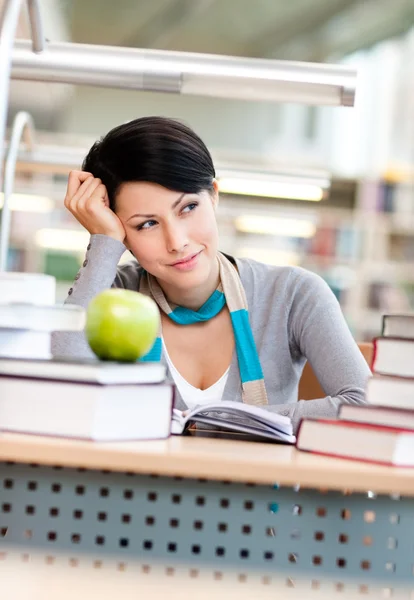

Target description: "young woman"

left=51, top=116, right=371, bottom=433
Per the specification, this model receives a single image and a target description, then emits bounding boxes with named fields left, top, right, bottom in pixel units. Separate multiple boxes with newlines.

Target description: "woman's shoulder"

left=235, top=256, right=328, bottom=292
left=114, top=259, right=145, bottom=290
left=235, top=256, right=337, bottom=318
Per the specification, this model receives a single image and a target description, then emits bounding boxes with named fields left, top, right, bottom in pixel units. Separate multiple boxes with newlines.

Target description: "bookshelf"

left=219, top=177, right=414, bottom=341
left=2, top=177, right=414, bottom=340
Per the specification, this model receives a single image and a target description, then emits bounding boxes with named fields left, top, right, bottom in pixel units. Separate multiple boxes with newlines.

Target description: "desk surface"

left=0, top=431, right=413, bottom=495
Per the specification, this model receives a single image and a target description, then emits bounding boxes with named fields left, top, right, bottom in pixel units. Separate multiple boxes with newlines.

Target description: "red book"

left=364, top=373, right=414, bottom=410
left=296, top=418, right=414, bottom=467
left=339, top=403, right=414, bottom=430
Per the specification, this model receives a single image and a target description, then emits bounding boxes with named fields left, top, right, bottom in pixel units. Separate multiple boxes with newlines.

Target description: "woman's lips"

left=170, top=251, right=201, bottom=271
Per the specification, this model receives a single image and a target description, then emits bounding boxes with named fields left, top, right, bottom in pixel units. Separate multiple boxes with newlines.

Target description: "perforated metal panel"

left=0, top=461, right=413, bottom=596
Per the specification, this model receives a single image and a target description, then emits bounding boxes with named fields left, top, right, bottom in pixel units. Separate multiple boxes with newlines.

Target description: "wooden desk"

left=0, top=432, right=413, bottom=598
left=0, top=431, right=413, bottom=494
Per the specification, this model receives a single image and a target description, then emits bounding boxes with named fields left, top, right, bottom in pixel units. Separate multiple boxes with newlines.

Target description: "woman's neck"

left=159, top=257, right=220, bottom=311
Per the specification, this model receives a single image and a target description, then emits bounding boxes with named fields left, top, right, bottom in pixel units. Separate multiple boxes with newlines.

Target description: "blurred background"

left=3, top=0, right=414, bottom=341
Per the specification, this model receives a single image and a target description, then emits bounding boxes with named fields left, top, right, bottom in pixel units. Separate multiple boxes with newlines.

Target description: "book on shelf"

left=372, top=336, right=414, bottom=378
left=334, top=224, right=360, bottom=260
left=339, top=403, right=414, bottom=430
left=367, top=283, right=410, bottom=312
left=0, top=375, right=174, bottom=441
left=308, top=225, right=336, bottom=257
left=382, top=313, right=414, bottom=339
left=358, top=178, right=414, bottom=215
left=0, top=356, right=166, bottom=385
left=388, top=234, right=414, bottom=261
left=381, top=181, right=395, bottom=213
left=296, top=419, right=414, bottom=467
left=171, top=400, right=296, bottom=444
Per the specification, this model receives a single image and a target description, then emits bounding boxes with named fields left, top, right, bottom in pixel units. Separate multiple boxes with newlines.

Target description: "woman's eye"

left=182, top=202, right=198, bottom=214
left=137, top=220, right=157, bottom=231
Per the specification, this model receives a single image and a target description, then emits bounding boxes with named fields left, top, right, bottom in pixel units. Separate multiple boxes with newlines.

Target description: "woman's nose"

left=165, top=223, right=189, bottom=253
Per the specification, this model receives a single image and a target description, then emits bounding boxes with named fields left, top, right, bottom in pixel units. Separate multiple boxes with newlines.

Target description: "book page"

left=191, top=410, right=280, bottom=433
left=188, top=401, right=292, bottom=435
left=170, top=409, right=186, bottom=434
left=191, top=415, right=295, bottom=443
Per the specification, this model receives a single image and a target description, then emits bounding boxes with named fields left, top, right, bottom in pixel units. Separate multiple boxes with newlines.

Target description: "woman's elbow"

left=336, top=385, right=367, bottom=407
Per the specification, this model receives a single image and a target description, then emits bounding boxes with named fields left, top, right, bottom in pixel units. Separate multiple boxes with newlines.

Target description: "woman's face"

left=115, top=181, right=219, bottom=292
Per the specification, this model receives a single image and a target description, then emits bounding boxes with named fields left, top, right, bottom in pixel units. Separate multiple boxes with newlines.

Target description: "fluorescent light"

left=0, top=193, right=54, bottom=212
left=35, top=228, right=89, bottom=251
left=218, top=177, right=324, bottom=201
left=235, top=215, right=316, bottom=238
left=12, top=40, right=357, bottom=107
left=236, top=247, right=300, bottom=266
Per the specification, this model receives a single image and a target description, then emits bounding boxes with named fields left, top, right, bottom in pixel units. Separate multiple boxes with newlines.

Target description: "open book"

left=171, top=400, right=296, bottom=443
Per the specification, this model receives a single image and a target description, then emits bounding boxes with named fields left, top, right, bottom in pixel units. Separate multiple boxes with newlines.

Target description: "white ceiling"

left=66, top=0, right=414, bottom=61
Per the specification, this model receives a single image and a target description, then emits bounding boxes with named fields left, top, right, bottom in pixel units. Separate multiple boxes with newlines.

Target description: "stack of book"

left=0, top=357, right=174, bottom=441
left=0, top=272, right=85, bottom=360
left=297, top=313, right=414, bottom=466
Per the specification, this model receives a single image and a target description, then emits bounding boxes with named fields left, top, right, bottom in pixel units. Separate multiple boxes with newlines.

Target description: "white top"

left=162, top=339, right=229, bottom=409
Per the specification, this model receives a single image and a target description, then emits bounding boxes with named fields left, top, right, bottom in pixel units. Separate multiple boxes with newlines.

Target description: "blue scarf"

left=139, top=252, right=268, bottom=405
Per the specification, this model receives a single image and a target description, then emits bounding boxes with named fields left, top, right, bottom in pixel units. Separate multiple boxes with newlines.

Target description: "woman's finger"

left=68, top=176, right=97, bottom=211
left=82, top=184, right=108, bottom=214
left=103, top=189, right=110, bottom=208
left=66, top=170, right=92, bottom=200
left=76, top=179, right=103, bottom=211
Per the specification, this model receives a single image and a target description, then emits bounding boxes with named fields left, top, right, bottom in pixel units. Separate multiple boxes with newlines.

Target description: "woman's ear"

left=123, top=238, right=132, bottom=254
left=211, top=178, right=219, bottom=210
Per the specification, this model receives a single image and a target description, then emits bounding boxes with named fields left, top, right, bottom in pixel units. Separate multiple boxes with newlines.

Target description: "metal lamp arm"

left=0, top=111, right=35, bottom=271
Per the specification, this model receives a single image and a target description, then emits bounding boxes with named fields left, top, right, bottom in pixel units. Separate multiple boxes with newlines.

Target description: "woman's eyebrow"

left=127, top=212, right=155, bottom=221
left=126, top=193, right=187, bottom=222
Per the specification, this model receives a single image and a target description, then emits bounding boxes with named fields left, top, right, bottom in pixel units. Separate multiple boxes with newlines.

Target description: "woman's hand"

left=64, top=170, right=126, bottom=242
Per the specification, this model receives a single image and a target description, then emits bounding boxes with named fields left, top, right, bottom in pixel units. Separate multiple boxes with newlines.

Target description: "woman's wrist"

left=89, top=232, right=126, bottom=245
left=87, top=234, right=127, bottom=259
left=88, top=229, right=125, bottom=243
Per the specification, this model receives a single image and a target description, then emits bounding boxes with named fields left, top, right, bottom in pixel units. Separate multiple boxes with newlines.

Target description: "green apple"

left=85, top=289, right=160, bottom=362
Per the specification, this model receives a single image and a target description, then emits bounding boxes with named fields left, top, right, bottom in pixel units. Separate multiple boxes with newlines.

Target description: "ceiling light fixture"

left=217, top=167, right=330, bottom=201
left=235, top=215, right=316, bottom=238
left=11, top=40, right=356, bottom=107
left=34, top=228, right=89, bottom=251
left=219, top=176, right=325, bottom=201
left=236, top=247, right=301, bottom=266
left=0, top=192, right=53, bottom=212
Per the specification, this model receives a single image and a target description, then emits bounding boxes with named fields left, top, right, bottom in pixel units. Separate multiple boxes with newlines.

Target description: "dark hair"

left=82, top=116, right=215, bottom=210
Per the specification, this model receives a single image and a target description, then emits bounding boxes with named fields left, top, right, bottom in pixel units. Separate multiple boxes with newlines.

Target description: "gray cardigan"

left=51, top=234, right=371, bottom=433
